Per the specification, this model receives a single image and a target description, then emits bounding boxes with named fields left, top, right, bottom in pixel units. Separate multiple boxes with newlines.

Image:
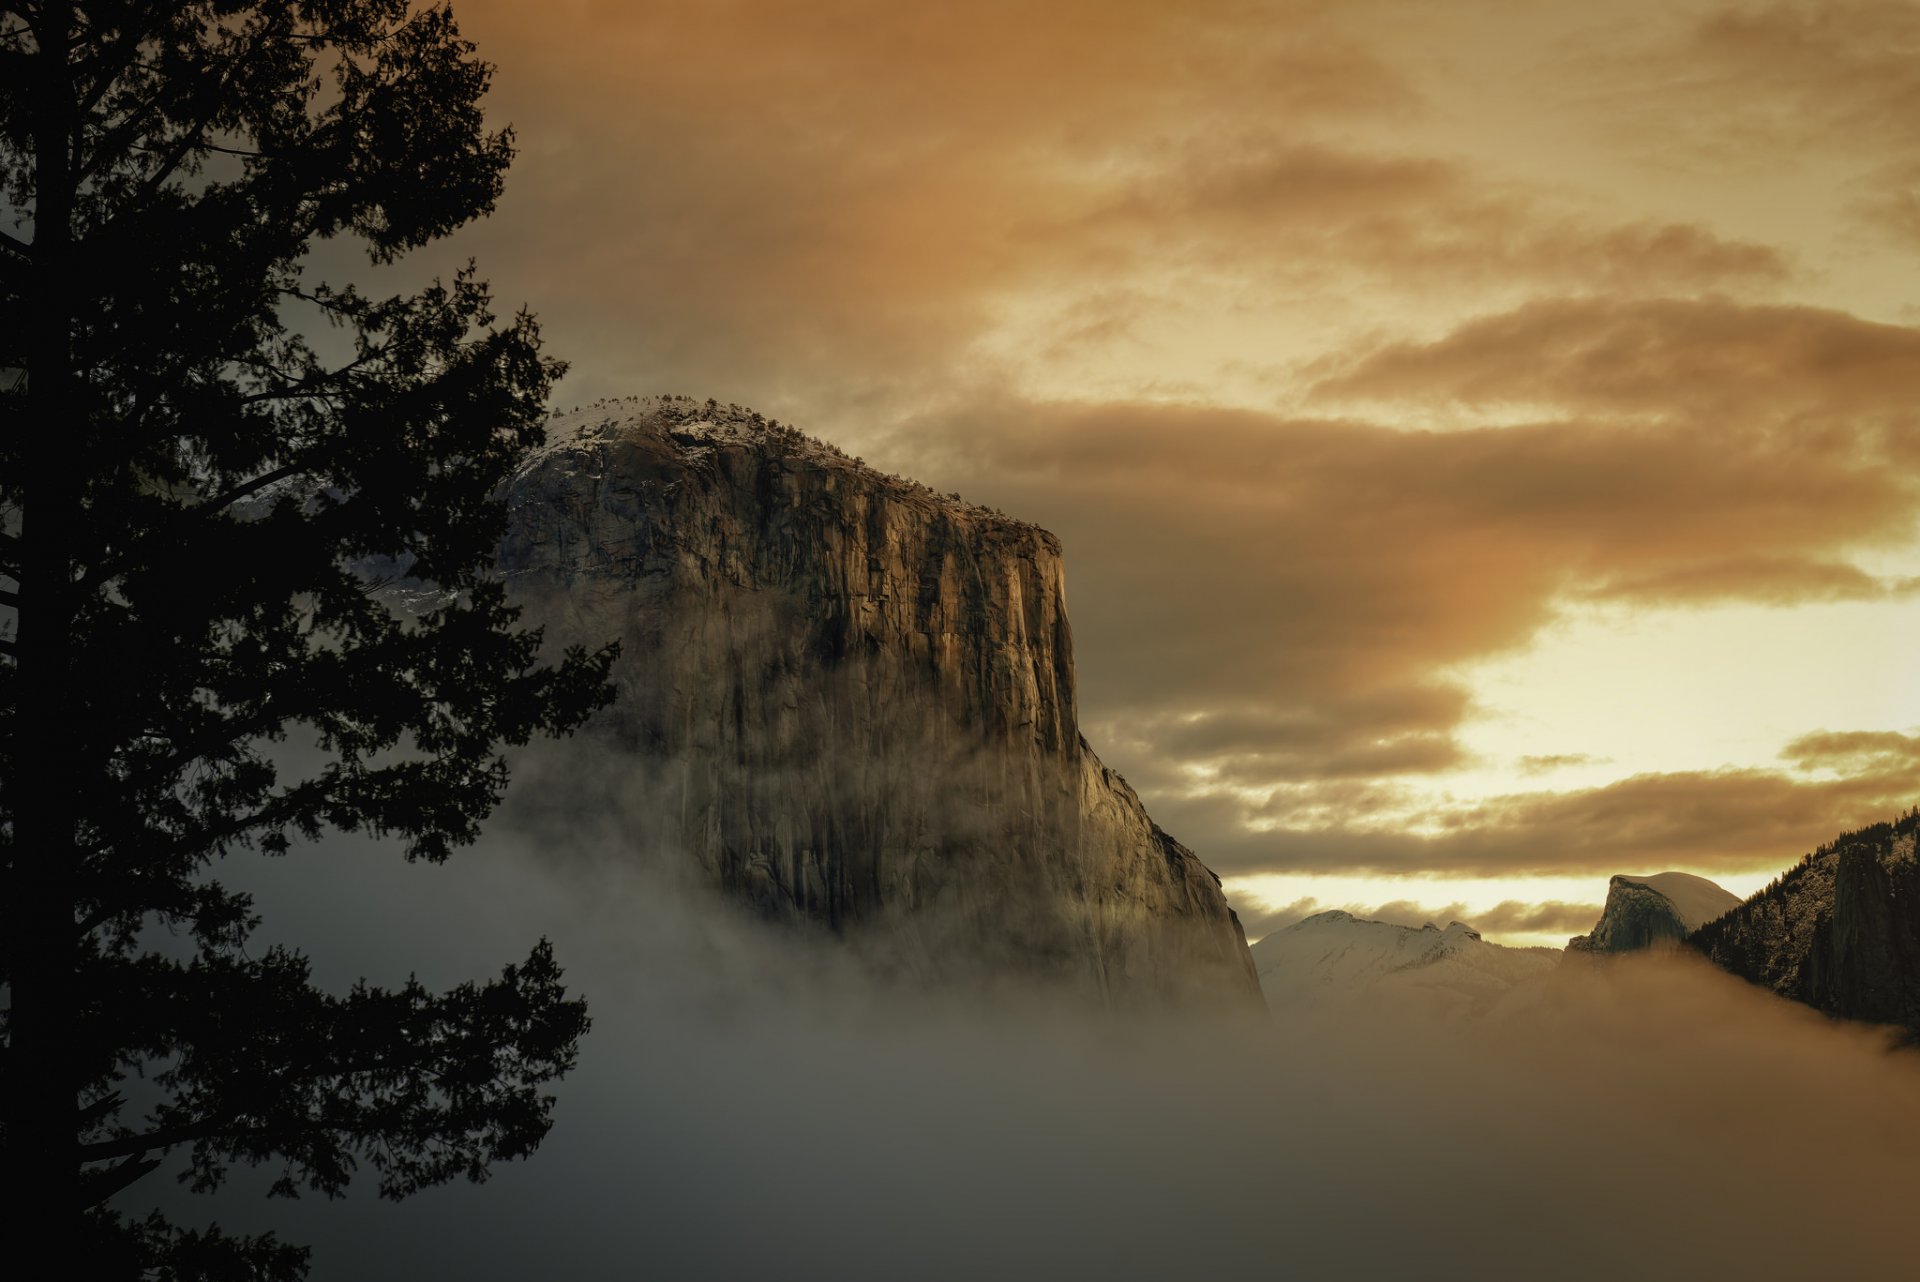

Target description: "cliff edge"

left=1689, top=814, right=1920, bottom=1035
left=1567, top=872, right=1739, bottom=954
left=497, top=396, right=1260, bottom=1008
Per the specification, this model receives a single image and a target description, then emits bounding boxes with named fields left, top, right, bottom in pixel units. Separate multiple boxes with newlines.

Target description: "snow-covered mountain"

left=1251, top=910, right=1560, bottom=1019
left=1566, top=872, right=1739, bottom=954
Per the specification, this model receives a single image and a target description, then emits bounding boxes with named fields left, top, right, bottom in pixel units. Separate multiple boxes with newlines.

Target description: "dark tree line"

left=1, top=3, right=616, bottom=1275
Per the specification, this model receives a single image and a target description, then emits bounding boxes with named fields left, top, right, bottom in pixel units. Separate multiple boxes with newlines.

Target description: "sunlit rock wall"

left=498, top=397, right=1259, bottom=1008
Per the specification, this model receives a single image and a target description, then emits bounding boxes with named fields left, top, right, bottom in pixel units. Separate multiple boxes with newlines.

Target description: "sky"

left=394, top=0, right=1920, bottom=946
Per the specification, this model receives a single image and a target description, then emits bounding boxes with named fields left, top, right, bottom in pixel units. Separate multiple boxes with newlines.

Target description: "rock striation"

left=497, top=397, right=1260, bottom=1008
left=1567, top=872, right=1739, bottom=954
left=1688, top=813, right=1920, bottom=1035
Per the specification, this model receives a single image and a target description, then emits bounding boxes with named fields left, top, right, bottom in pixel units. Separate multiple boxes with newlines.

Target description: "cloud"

left=334, top=2, right=1920, bottom=890
left=1314, top=296, right=1920, bottom=425
left=1060, top=144, right=1790, bottom=295
left=1520, top=753, right=1605, bottom=774
left=1111, top=689, right=1474, bottom=785
left=1782, top=728, right=1920, bottom=769
left=1849, top=159, right=1920, bottom=249
left=1574, top=2, right=1920, bottom=245
left=1680, top=2, right=1920, bottom=157
left=414, top=0, right=1425, bottom=411
left=141, top=828, right=1920, bottom=1282
left=1585, top=556, right=1920, bottom=606
left=881, top=392, right=1917, bottom=797
left=376, top=1, right=1799, bottom=430
left=1161, top=744, right=1920, bottom=879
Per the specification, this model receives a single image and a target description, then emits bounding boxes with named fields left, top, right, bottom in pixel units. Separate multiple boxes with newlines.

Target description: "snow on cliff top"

left=527, top=395, right=1054, bottom=544
left=1614, top=872, right=1742, bottom=931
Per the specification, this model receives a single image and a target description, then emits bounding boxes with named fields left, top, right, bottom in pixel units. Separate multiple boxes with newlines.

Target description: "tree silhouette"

left=0, top=4, right=618, bottom=1275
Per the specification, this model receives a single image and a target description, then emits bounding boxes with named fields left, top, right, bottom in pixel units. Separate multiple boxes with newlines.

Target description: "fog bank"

left=129, top=818, right=1920, bottom=1282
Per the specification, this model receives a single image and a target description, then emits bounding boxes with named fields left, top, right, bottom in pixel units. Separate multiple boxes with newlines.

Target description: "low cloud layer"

left=130, top=835, right=1920, bottom=1281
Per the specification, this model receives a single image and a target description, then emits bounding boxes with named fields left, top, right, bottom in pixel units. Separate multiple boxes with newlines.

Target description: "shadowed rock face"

left=1689, top=815, right=1920, bottom=1035
left=1567, top=872, right=1739, bottom=955
left=497, top=397, right=1260, bottom=1008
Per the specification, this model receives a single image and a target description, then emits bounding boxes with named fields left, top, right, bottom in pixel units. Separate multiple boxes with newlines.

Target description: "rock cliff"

left=1688, top=813, right=1920, bottom=1035
left=1566, top=872, right=1739, bottom=954
left=497, top=397, right=1260, bottom=1008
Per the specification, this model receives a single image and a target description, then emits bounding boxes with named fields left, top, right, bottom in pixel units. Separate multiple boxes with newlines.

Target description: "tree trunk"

left=4, top=6, right=84, bottom=1263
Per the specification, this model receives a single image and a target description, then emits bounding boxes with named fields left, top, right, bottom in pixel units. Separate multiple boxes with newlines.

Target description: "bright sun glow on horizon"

left=1448, top=594, right=1920, bottom=789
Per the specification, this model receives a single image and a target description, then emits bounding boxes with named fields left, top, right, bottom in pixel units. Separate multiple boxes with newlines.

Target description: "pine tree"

left=0, top=4, right=617, bottom=1274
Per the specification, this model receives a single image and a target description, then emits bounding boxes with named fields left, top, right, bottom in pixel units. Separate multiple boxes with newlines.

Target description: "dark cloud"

left=416, top=0, right=1426, bottom=412
left=1782, top=728, right=1920, bottom=768
left=1585, top=556, right=1920, bottom=606
left=1314, top=296, right=1920, bottom=424
left=362, top=2, right=1798, bottom=426
left=1111, top=689, right=1474, bottom=784
left=1061, top=144, right=1790, bottom=294
left=1682, top=2, right=1920, bottom=157
left=1520, top=753, right=1605, bottom=774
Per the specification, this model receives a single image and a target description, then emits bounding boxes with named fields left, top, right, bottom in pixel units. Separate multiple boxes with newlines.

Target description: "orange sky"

left=413, top=0, right=1920, bottom=944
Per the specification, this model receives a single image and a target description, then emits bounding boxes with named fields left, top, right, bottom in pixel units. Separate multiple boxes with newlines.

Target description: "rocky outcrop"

left=1689, top=814, right=1920, bottom=1035
left=1567, top=873, right=1739, bottom=954
left=497, top=397, right=1260, bottom=1008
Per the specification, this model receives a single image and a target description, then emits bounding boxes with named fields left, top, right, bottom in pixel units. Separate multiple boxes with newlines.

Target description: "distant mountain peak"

left=1568, top=871, right=1739, bottom=954
left=1254, top=909, right=1557, bottom=1019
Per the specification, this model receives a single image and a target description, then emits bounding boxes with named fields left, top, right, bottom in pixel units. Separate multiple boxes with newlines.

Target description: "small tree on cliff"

left=0, top=3, right=617, bottom=1275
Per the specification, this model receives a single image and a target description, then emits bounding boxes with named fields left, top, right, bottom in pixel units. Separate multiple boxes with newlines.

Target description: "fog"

left=126, top=799, right=1920, bottom=1282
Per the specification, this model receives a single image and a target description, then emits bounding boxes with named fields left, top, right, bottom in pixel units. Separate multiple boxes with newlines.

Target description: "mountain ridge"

left=1252, top=908, right=1560, bottom=1018
left=1688, top=811, right=1920, bottom=1035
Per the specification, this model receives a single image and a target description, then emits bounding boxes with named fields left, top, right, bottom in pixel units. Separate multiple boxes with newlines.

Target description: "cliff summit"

left=497, top=397, right=1261, bottom=1008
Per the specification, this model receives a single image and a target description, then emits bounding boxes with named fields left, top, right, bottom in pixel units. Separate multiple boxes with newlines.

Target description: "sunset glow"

left=422, top=0, right=1920, bottom=934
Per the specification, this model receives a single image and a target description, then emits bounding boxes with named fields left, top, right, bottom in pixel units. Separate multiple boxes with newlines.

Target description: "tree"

left=0, top=3, right=619, bottom=1275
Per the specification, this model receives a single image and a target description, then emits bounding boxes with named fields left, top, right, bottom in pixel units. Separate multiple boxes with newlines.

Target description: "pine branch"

left=73, top=462, right=307, bottom=592
left=79, top=1120, right=226, bottom=1164
left=78, top=1155, right=164, bottom=1208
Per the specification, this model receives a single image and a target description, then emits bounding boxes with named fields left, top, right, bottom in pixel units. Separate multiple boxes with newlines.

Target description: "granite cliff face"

left=1689, top=814, right=1920, bottom=1035
left=497, top=397, right=1259, bottom=1008
left=1567, top=872, right=1739, bottom=954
